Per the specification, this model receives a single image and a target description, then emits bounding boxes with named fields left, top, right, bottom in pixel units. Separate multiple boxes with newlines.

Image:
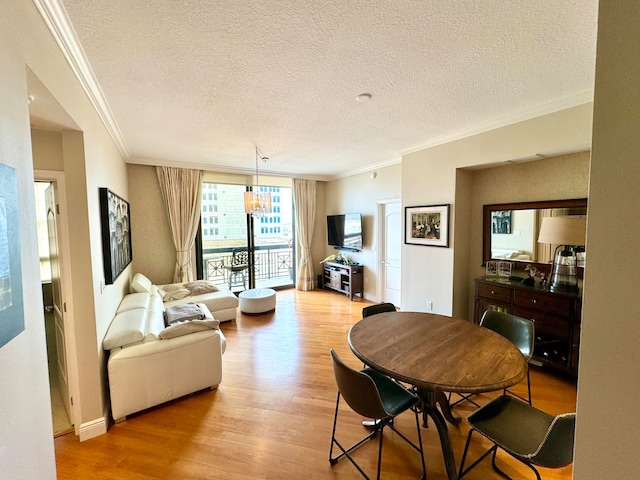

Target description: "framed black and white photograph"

left=405, top=204, right=450, bottom=247
left=99, top=188, right=132, bottom=284
left=492, top=210, right=512, bottom=234
left=0, top=163, right=24, bottom=349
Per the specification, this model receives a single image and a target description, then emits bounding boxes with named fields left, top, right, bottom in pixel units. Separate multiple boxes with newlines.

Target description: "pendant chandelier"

left=244, top=146, right=272, bottom=217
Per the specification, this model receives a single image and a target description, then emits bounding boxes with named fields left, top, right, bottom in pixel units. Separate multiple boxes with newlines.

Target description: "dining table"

left=348, top=311, right=527, bottom=480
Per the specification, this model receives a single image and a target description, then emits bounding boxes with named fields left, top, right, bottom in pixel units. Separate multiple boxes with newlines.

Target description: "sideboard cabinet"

left=474, top=277, right=581, bottom=376
left=322, top=262, right=363, bottom=300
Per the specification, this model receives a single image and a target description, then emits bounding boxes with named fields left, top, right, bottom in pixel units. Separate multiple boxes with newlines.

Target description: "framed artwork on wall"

left=0, top=163, right=25, bottom=348
left=491, top=210, right=512, bottom=234
left=99, top=187, right=132, bottom=285
left=405, top=204, right=450, bottom=247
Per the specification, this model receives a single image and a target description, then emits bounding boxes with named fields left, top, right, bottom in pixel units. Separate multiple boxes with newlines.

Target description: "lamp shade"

left=537, top=216, right=586, bottom=246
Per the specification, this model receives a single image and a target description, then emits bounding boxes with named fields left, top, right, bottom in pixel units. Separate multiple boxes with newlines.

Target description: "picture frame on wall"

left=491, top=210, right=512, bottom=234
left=0, top=163, right=25, bottom=349
left=405, top=204, right=450, bottom=247
left=99, top=187, right=132, bottom=284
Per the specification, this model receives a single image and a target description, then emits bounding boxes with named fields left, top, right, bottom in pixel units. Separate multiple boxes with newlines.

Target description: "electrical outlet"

left=426, top=301, right=433, bottom=311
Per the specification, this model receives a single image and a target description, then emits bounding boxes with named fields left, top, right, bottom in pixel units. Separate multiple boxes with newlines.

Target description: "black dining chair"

left=450, top=309, right=535, bottom=408
left=328, top=349, right=426, bottom=480
left=362, top=302, right=397, bottom=318
left=458, top=395, right=576, bottom=479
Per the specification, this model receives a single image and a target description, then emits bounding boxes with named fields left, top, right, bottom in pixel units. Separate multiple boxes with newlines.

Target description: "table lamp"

left=537, top=216, right=586, bottom=293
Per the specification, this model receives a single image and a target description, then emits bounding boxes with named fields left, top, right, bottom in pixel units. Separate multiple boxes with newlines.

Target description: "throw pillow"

left=183, top=280, right=219, bottom=295
left=163, top=288, right=191, bottom=302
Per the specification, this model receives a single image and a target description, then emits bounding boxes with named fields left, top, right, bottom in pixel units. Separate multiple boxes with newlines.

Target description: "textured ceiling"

left=52, top=0, right=598, bottom=180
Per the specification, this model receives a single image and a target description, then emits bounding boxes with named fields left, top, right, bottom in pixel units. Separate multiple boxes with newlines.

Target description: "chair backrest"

left=330, top=349, right=389, bottom=420
left=362, top=302, right=397, bottom=318
left=531, top=412, right=576, bottom=468
left=480, top=310, right=534, bottom=361
left=231, top=249, right=249, bottom=266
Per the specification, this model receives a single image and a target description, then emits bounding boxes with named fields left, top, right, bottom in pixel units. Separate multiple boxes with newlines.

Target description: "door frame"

left=35, top=170, right=80, bottom=434
left=376, top=198, right=402, bottom=306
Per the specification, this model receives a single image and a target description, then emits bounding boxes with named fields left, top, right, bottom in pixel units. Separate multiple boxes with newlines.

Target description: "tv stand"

left=322, top=262, right=363, bottom=300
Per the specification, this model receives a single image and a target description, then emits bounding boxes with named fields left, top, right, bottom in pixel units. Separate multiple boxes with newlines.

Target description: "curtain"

left=156, top=166, right=204, bottom=283
left=293, top=179, right=316, bottom=290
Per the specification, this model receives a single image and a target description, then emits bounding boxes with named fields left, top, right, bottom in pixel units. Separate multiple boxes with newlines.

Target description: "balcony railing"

left=203, top=244, right=294, bottom=290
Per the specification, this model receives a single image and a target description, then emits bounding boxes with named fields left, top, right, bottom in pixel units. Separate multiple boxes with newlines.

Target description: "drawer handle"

left=532, top=299, right=537, bottom=304
left=491, top=290, right=496, bottom=295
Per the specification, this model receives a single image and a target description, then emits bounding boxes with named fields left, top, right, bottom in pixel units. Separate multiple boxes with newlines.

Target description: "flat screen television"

left=327, top=213, right=363, bottom=251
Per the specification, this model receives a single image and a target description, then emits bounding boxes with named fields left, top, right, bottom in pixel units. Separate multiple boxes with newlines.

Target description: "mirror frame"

left=482, top=198, right=588, bottom=270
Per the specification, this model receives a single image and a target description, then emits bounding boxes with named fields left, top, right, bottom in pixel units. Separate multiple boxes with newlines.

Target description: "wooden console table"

left=321, top=262, right=363, bottom=300
left=474, top=276, right=582, bottom=376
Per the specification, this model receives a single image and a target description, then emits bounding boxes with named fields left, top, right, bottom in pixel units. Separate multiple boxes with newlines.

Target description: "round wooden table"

left=348, top=311, right=527, bottom=480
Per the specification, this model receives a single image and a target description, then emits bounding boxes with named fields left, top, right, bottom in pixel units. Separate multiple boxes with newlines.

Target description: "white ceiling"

left=38, top=0, right=598, bottom=180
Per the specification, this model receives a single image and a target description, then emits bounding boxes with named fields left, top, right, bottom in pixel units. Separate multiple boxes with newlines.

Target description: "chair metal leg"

left=490, top=446, right=543, bottom=480
left=504, top=369, right=532, bottom=405
left=330, top=391, right=426, bottom=480
left=458, top=429, right=499, bottom=479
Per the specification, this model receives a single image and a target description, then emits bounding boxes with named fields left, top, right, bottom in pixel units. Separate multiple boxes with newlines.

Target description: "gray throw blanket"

left=164, top=303, right=205, bottom=326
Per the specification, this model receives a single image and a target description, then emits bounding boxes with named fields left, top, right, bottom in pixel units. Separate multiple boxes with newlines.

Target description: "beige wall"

left=324, top=163, right=402, bottom=301
left=574, top=2, right=640, bottom=477
left=31, top=129, right=64, bottom=171
left=128, top=164, right=176, bottom=284
left=402, top=104, right=593, bottom=316
left=462, top=152, right=590, bottom=319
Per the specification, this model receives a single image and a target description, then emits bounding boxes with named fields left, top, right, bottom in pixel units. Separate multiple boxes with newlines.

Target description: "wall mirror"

left=482, top=198, right=587, bottom=271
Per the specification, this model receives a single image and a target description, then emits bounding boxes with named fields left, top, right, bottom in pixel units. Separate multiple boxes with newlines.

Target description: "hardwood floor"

left=54, top=289, right=577, bottom=479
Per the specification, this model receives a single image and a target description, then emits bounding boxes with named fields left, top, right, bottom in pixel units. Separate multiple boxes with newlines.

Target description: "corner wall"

left=574, top=1, right=640, bottom=477
left=401, top=104, right=593, bottom=315
left=465, top=152, right=590, bottom=319
left=2, top=2, right=131, bottom=464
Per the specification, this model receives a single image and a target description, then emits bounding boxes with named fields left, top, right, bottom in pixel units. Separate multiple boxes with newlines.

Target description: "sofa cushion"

left=117, top=292, right=150, bottom=314
left=103, top=308, right=148, bottom=350
left=130, top=273, right=153, bottom=295
left=159, top=317, right=220, bottom=340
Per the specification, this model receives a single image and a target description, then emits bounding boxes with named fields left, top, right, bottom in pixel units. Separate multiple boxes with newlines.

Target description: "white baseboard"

left=79, top=417, right=107, bottom=441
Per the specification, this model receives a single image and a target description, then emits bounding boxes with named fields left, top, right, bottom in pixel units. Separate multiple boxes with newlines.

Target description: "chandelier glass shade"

left=244, top=147, right=272, bottom=217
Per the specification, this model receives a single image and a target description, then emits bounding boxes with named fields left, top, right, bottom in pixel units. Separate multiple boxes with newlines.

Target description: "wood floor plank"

left=55, top=289, right=577, bottom=479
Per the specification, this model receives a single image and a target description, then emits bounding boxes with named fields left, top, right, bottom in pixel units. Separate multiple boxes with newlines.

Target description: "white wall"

left=401, top=104, right=593, bottom=316
left=573, top=1, right=640, bottom=477
left=1, top=3, right=131, bottom=472
left=0, top=9, right=57, bottom=478
left=324, top=163, right=401, bottom=301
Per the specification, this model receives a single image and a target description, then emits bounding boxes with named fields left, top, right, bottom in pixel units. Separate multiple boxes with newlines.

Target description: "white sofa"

left=130, top=272, right=239, bottom=322
left=102, top=290, right=226, bottom=421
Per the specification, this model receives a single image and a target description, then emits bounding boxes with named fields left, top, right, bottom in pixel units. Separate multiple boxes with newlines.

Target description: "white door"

left=380, top=200, right=402, bottom=306
left=45, top=184, right=71, bottom=421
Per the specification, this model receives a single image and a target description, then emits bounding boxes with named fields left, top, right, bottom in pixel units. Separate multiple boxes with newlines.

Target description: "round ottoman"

left=239, top=288, right=276, bottom=315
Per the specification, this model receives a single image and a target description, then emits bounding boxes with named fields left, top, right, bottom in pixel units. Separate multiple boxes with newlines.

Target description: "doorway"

left=377, top=199, right=402, bottom=307
left=34, top=178, right=75, bottom=436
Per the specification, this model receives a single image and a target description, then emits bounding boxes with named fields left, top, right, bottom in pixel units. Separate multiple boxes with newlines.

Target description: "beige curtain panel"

left=293, top=178, right=316, bottom=290
left=156, top=166, right=204, bottom=283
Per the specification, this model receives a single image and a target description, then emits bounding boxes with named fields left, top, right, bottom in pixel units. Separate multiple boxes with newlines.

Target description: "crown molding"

left=33, top=0, right=130, bottom=159
left=128, top=157, right=333, bottom=182
left=401, top=92, right=594, bottom=157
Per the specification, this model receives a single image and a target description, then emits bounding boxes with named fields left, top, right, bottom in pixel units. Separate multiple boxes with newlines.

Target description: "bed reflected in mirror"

left=482, top=199, right=587, bottom=270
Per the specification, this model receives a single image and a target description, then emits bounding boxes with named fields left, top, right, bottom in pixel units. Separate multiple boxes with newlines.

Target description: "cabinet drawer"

left=513, top=289, right=571, bottom=317
left=477, top=283, right=511, bottom=303
left=513, top=306, right=570, bottom=339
